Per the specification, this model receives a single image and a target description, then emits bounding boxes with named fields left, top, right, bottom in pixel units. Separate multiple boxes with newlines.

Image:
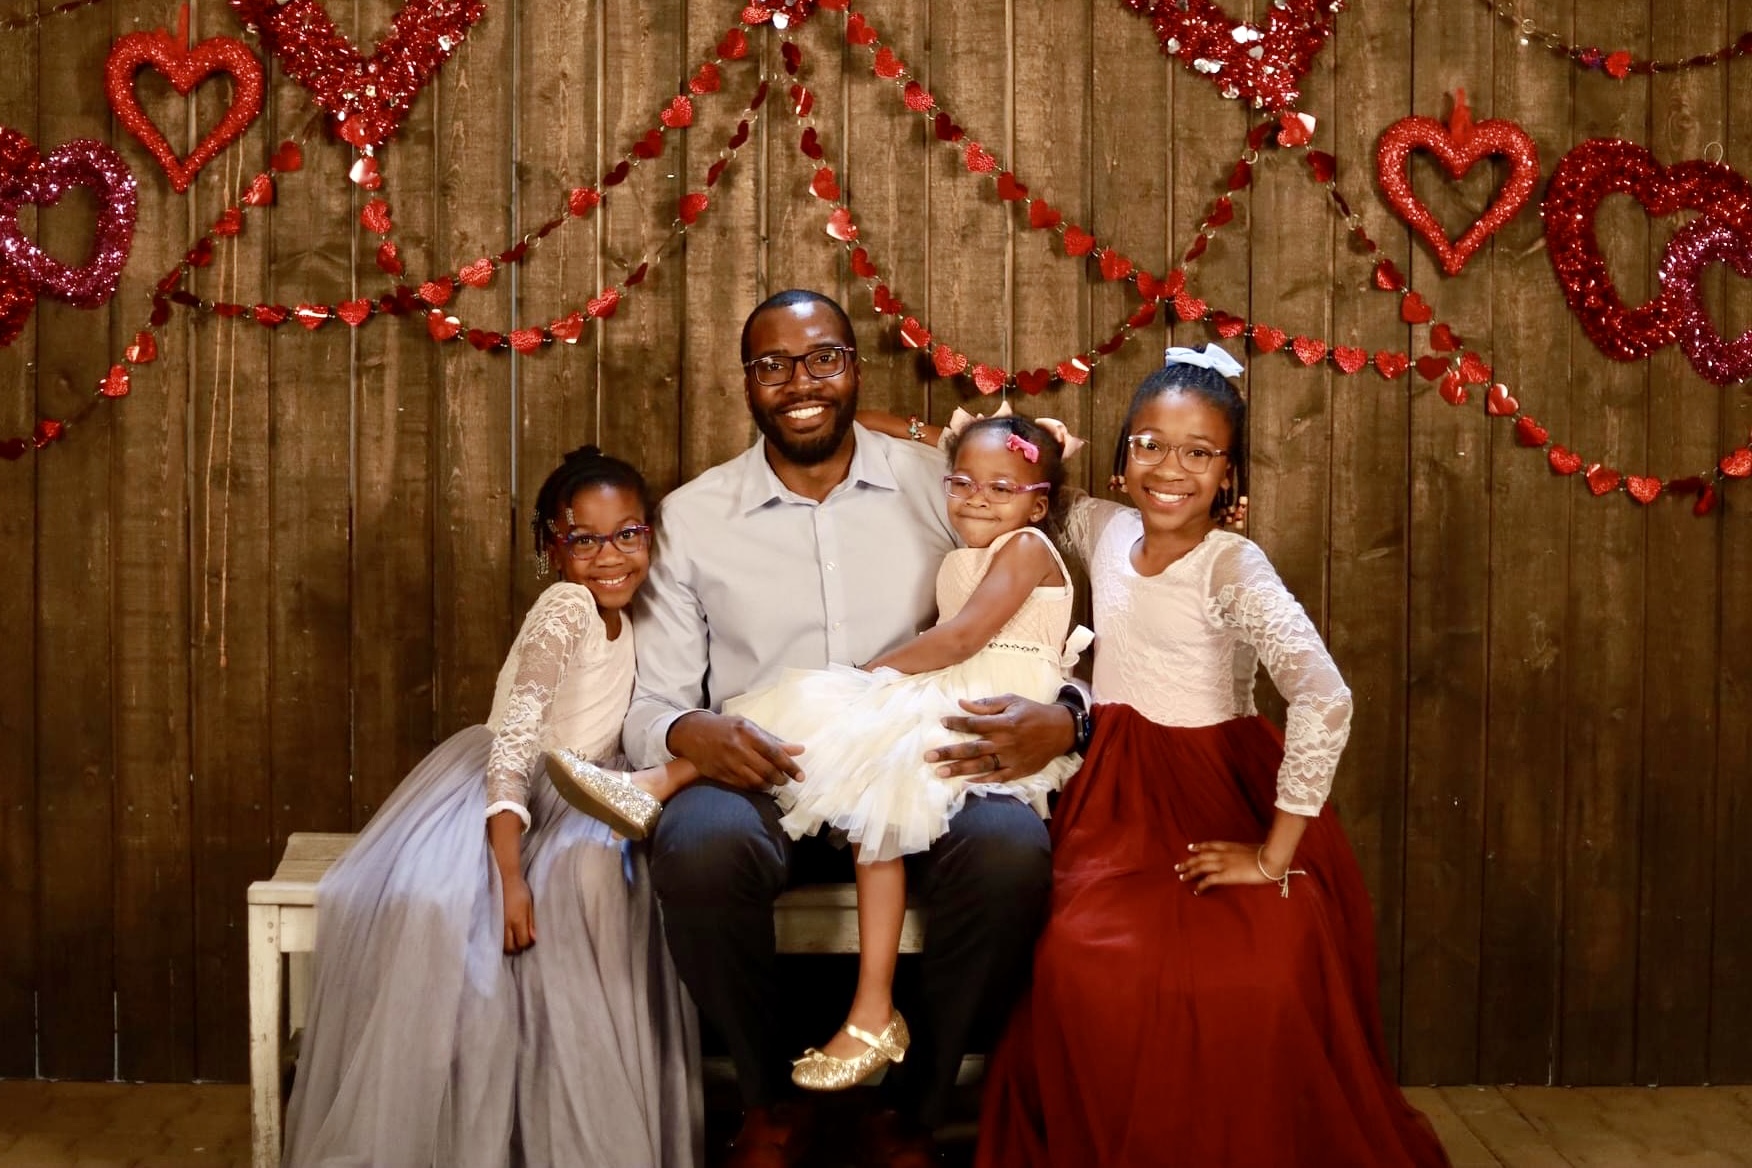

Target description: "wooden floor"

left=1, top=1080, right=1750, bottom=1166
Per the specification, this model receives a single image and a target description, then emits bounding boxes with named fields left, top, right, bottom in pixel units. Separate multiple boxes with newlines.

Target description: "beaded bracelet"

left=1256, top=847, right=1308, bottom=899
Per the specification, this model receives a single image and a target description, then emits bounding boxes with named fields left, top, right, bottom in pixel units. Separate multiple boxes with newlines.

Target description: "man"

left=625, top=289, right=1082, bottom=1167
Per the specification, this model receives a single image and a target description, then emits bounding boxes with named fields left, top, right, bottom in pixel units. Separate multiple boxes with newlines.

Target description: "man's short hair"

left=739, top=289, right=856, bottom=363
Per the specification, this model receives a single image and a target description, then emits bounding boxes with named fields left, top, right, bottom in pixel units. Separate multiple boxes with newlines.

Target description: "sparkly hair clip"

left=1006, top=433, right=1040, bottom=463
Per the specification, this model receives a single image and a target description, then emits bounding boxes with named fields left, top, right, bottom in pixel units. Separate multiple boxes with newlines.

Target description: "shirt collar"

left=735, top=422, right=900, bottom=514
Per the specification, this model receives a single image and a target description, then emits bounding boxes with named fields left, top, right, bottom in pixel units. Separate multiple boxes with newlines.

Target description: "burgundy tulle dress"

left=977, top=501, right=1449, bottom=1168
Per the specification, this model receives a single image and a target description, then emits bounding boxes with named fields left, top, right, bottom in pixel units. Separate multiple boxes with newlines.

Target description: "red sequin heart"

left=377, top=242, right=403, bottom=275
left=873, top=47, right=904, bottom=79
left=1251, top=324, right=1286, bottom=352
left=1291, top=336, right=1326, bottom=366
left=509, top=327, right=544, bottom=354
left=849, top=247, right=877, bottom=279
left=1211, top=312, right=1247, bottom=339
left=1438, top=374, right=1468, bottom=406
left=295, top=305, right=328, bottom=330
left=253, top=303, right=289, bottom=327
left=1400, top=291, right=1433, bottom=324
left=1016, top=368, right=1051, bottom=396
left=964, top=142, right=996, bottom=174
left=660, top=95, right=694, bottom=129
left=227, top=0, right=484, bottom=150
left=1373, top=257, right=1406, bottom=291
left=587, top=288, right=621, bottom=319
left=1062, top=226, right=1095, bottom=257
left=426, top=311, right=460, bottom=341
left=1415, top=355, right=1451, bottom=381
left=1516, top=415, right=1550, bottom=447
left=1544, top=138, right=1752, bottom=362
left=678, top=191, right=709, bottom=225
left=105, top=31, right=265, bottom=194
left=1626, top=475, right=1661, bottom=505
left=125, top=330, right=157, bottom=364
left=1720, top=447, right=1752, bottom=478
left=1459, top=351, right=1492, bottom=384
left=418, top=276, right=453, bottom=307
left=691, top=62, right=721, bottom=94
left=1333, top=345, right=1367, bottom=374
left=550, top=311, right=583, bottom=343
left=1028, top=201, right=1062, bottom=231
left=242, top=173, right=274, bottom=207
left=825, top=207, right=858, bottom=242
left=212, top=206, right=243, bottom=236
left=604, top=160, right=631, bottom=186
left=1430, top=322, right=1460, bottom=351
left=99, top=363, right=130, bottom=397
left=337, top=299, right=372, bottom=326
left=1485, top=383, right=1518, bottom=416
left=459, top=258, right=494, bottom=288
left=1604, top=50, right=1632, bottom=79
left=360, top=197, right=393, bottom=234
left=1547, top=445, right=1583, bottom=475
left=33, top=419, right=64, bottom=447
left=1056, top=357, right=1090, bottom=385
left=903, top=81, right=934, bottom=112
left=1695, top=485, right=1718, bottom=516
left=1132, top=0, right=1337, bottom=111
left=1585, top=464, right=1621, bottom=494
left=933, top=347, right=967, bottom=377
left=810, top=167, right=840, bottom=201
left=270, top=140, right=302, bottom=172
left=971, top=364, right=1006, bottom=395
left=633, top=129, right=664, bottom=160
left=799, top=127, right=823, bottom=160
left=348, top=154, right=380, bottom=188
left=844, top=12, right=876, bottom=45
left=718, top=28, right=749, bottom=59
left=899, top=317, right=931, bottom=349
left=1373, top=351, right=1409, bottom=379
left=996, top=172, right=1027, bottom=202
left=1098, top=249, right=1133, bottom=282
left=1376, top=112, right=1540, bottom=277
left=466, top=328, right=502, bottom=351
left=1173, top=293, right=1207, bottom=322
left=872, top=284, right=902, bottom=315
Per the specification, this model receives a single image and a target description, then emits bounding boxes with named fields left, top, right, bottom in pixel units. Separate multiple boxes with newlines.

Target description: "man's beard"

left=752, top=392, right=859, bottom=466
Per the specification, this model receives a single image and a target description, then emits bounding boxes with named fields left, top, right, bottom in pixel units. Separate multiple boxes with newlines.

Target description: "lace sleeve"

left=1204, top=539, right=1351, bottom=816
left=484, top=585, right=602, bottom=828
left=1059, top=492, right=1126, bottom=568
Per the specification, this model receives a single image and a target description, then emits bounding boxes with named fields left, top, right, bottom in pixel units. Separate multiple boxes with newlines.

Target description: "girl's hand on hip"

left=1174, top=841, right=1272, bottom=895
left=502, top=874, right=538, bottom=954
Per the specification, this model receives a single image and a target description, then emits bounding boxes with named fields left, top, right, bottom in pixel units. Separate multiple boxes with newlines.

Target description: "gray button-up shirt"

left=624, top=424, right=957, bottom=766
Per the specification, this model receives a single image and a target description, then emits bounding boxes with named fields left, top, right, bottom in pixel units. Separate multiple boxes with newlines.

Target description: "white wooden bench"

left=247, top=831, right=922, bottom=1168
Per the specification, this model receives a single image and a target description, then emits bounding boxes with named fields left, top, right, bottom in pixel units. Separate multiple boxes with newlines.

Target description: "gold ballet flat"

left=790, top=1010, right=910, bottom=1092
left=544, top=748, right=663, bottom=840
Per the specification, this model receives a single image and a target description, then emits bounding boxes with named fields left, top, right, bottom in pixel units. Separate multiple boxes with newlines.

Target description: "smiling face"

left=743, top=299, right=859, bottom=466
left=947, top=427, right=1052, bottom=549
left=1121, top=390, right=1234, bottom=543
left=551, top=483, right=651, bottom=613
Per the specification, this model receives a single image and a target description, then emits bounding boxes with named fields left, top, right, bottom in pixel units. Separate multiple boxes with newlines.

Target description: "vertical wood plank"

left=925, top=0, right=1009, bottom=430
left=0, top=1, right=38, bottom=1079
left=678, top=7, right=755, bottom=482
left=1475, top=0, right=1574, bottom=1086
left=512, top=0, right=599, bottom=617
left=1400, top=0, right=1495, bottom=1085
left=1325, top=0, right=1412, bottom=1070
left=1634, top=0, right=1724, bottom=1085
left=762, top=13, right=841, bottom=337
left=351, top=0, right=438, bottom=823
left=188, top=6, right=276, bottom=1081
left=1559, top=4, right=1651, bottom=1087
left=1711, top=0, right=1752, bottom=1085
left=599, top=4, right=683, bottom=490
left=842, top=0, right=928, bottom=423
left=33, top=0, right=119, bottom=1080
left=432, top=0, right=515, bottom=734
left=108, top=2, right=195, bottom=1081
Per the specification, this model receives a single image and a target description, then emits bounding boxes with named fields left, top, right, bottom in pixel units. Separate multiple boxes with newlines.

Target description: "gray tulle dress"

left=281, top=582, right=701, bottom=1168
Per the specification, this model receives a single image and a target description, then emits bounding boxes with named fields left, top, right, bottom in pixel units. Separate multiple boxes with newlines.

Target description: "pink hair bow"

left=1006, top=433, right=1040, bottom=463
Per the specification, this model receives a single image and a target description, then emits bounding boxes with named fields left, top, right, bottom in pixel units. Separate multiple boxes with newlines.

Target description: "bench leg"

left=249, top=904, right=283, bottom=1168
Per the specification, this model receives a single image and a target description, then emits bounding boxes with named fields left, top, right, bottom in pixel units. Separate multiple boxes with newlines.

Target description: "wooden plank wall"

left=1, top=0, right=1748, bottom=1086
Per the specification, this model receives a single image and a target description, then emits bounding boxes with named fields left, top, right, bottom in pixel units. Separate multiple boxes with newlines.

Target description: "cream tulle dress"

left=282, top=582, right=701, bottom=1168
left=725, top=527, right=1091, bottom=863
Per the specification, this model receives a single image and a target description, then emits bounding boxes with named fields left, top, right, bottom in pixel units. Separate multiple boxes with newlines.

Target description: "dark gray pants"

left=649, top=781, right=1052, bottom=1127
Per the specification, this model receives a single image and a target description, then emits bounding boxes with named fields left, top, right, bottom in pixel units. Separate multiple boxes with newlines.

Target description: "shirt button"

left=826, top=561, right=837, bottom=571
left=832, top=622, right=842, bottom=630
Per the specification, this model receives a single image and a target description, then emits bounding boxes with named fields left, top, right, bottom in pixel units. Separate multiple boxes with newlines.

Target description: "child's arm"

left=856, top=408, right=944, bottom=448
left=866, top=533, right=1063, bottom=674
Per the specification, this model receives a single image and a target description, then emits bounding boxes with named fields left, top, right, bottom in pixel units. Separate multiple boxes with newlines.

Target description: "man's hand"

left=927, top=694, right=1075, bottom=783
left=667, top=710, right=805, bottom=791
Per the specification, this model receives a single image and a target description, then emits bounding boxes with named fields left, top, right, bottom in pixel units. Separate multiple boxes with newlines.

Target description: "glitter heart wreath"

left=1122, top=0, right=1343, bottom=112
left=1660, top=215, right=1752, bottom=387
left=1375, top=90, right=1539, bottom=277
left=227, top=0, right=485, bottom=150
left=1543, top=137, right=1752, bottom=364
left=0, top=126, right=137, bottom=309
left=106, top=29, right=266, bottom=194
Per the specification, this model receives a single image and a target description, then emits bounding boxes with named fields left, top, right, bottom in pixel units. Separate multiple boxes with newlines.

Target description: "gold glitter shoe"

left=790, top=1010, right=909, bottom=1092
left=544, top=749, right=663, bottom=840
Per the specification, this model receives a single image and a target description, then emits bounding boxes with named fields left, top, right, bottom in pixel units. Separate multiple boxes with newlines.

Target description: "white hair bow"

left=944, top=398, right=1087, bottom=459
left=1164, top=344, right=1245, bottom=379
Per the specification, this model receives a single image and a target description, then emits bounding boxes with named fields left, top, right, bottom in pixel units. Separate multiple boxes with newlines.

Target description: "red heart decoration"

left=0, top=128, right=136, bottom=309
left=1585, top=464, right=1621, bottom=495
left=1544, top=138, right=1752, bottom=362
left=1291, top=336, right=1326, bottom=366
left=228, top=0, right=484, bottom=149
left=1438, top=373, right=1469, bottom=405
left=418, top=276, right=453, bottom=307
left=1056, top=357, right=1090, bottom=385
left=1548, top=445, right=1583, bottom=475
left=826, top=207, right=858, bottom=242
left=872, top=284, right=902, bottom=314
left=933, top=113, right=965, bottom=143
left=426, top=311, right=460, bottom=341
left=1695, top=485, right=1718, bottom=516
left=660, top=95, right=694, bottom=129
left=360, top=197, right=393, bottom=234
left=604, top=160, right=631, bottom=186
left=1515, top=415, right=1550, bottom=447
left=459, top=258, right=494, bottom=288
left=1333, top=345, right=1367, bottom=374
left=1028, top=200, right=1062, bottom=231
left=678, top=191, right=709, bottom=225
left=633, top=129, right=664, bottom=160
left=971, top=364, right=1006, bottom=394
left=903, top=81, right=934, bottom=112
left=106, top=31, right=265, bottom=194
left=1430, top=322, right=1460, bottom=351
left=1131, top=0, right=1338, bottom=111
left=1016, top=368, right=1051, bottom=396
left=99, top=364, right=130, bottom=398
left=1376, top=113, right=1540, bottom=277
left=810, top=166, right=840, bottom=201
left=1098, top=249, right=1133, bottom=282
left=719, top=28, right=749, bottom=58
left=1211, top=312, right=1247, bottom=339
left=873, top=47, right=904, bottom=79
left=1173, top=292, right=1207, bottom=322
left=587, top=287, right=621, bottom=319
left=1374, top=257, right=1406, bottom=291
left=799, top=126, right=823, bottom=160
left=899, top=317, right=931, bottom=349
left=1459, top=351, right=1492, bottom=384
left=1626, top=475, right=1661, bottom=505
left=375, top=242, right=402, bottom=276
left=1251, top=323, right=1286, bottom=353
left=1062, top=226, right=1095, bottom=257
left=242, top=173, right=274, bottom=206
left=1485, top=383, right=1518, bottom=416
left=1400, top=291, right=1433, bottom=324
left=125, top=329, right=157, bottom=364
left=849, top=247, right=877, bottom=278
left=1720, top=447, right=1752, bottom=478
left=253, top=303, right=289, bottom=327
left=466, top=328, right=503, bottom=351
left=212, top=206, right=243, bottom=236
left=1307, top=150, right=1336, bottom=184
left=933, top=346, right=967, bottom=377
left=337, top=299, right=372, bottom=326
left=509, top=327, right=544, bottom=354
left=1660, top=215, right=1752, bottom=386
left=964, top=142, right=996, bottom=174
left=270, top=140, right=302, bottom=172
left=291, top=305, right=326, bottom=330
left=845, top=12, right=876, bottom=45
left=1604, top=50, right=1632, bottom=79
left=33, top=419, right=64, bottom=447
left=348, top=154, right=380, bottom=188
left=1415, top=355, right=1451, bottom=381
left=996, top=172, right=1027, bottom=202
left=790, top=84, right=814, bottom=118
left=691, top=62, right=721, bottom=94
left=550, top=311, right=584, bottom=343
left=568, top=187, right=600, bottom=218
left=1373, top=351, right=1409, bottom=379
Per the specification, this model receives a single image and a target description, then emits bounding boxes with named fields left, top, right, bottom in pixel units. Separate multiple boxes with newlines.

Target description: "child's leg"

left=817, top=850, right=906, bottom=1060
left=629, top=758, right=699, bottom=804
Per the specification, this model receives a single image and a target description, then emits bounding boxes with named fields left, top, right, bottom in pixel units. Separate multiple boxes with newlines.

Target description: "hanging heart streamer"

left=1124, top=0, right=1343, bottom=111
left=106, top=29, right=265, bottom=193
left=1375, top=90, right=1539, bottom=277
left=227, top=0, right=485, bottom=150
left=0, top=127, right=137, bottom=308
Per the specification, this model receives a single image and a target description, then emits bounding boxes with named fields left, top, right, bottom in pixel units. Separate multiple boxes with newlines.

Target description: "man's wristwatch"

left=1055, top=685, right=1095, bottom=755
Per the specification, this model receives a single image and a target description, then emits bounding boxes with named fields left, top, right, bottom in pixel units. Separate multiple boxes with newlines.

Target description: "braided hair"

left=530, top=445, right=656, bottom=560
left=947, top=413, right=1069, bottom=535
left=1110, top=361, right=1247, bottom=517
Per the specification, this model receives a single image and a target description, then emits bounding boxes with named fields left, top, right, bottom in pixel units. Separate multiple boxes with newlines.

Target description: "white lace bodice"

left=482, top=582, right=635, bottom=826
left=1066, top=497, right=1352, bottom=815
left=936, top=528, right=1083, bottom=668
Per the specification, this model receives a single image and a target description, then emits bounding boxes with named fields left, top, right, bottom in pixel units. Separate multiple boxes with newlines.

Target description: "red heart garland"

left=898, top=317, right=931, bottom=349
left=105, top=31, right=265, bottom=194
left=1291, top=336, right=1326, bottom=366
left=0, top=272, right=32, bottom=348
left=1332, top=346, right=1367, bottom=374
left=1626, top=475, right=1662, bottom=505
left=1251, top=323, right=1286, bottom=353
left=933, top=347, right=968, bottom=377
left=1016, top=368, right=1051, bottom=396
left=1515, top=415, right=1550, bottom=447
left=1373, top=351, right=1409, bottom=379
left=336, top=299, right=372, bottom=326
left=1660, top=215, right=1752, bottom=386
left=970, top=364, right=1006, bottom=394
left=1548, top=445, right=1583, bottom=475
left=586, top=287, right=621, bottom=319
left=1543, top=137, right=1752, bottom=362
left=1130, top=0, right=1339, bottom=112
left=550, top=311, right=584, bottom=343
left=1056, top=357, right=1090, bottom=385
left=1585, top=464, right=1621, bottom=495
left=0, top=128, right=136, bottom=309
left=1375, top=109, right=1540, bottom=277
left=1721, top=447, right=1752, bottom=478
left=1485, top=383, right=1518, bottom=416
left=227, top=0, right=486, bottom=150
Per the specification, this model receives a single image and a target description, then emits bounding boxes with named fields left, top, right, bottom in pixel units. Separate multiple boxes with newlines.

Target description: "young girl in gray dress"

left=282, top=447, right=701, bottom=1168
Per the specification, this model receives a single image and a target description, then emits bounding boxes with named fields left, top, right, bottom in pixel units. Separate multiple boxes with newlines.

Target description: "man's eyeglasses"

left=743, top=345, right=855, bottom=387
left=942, top=474, right=1051, bottom=504
left=555, top=524, right=651, bottom=560
left=1125, top=435, right=1228, bottom=473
